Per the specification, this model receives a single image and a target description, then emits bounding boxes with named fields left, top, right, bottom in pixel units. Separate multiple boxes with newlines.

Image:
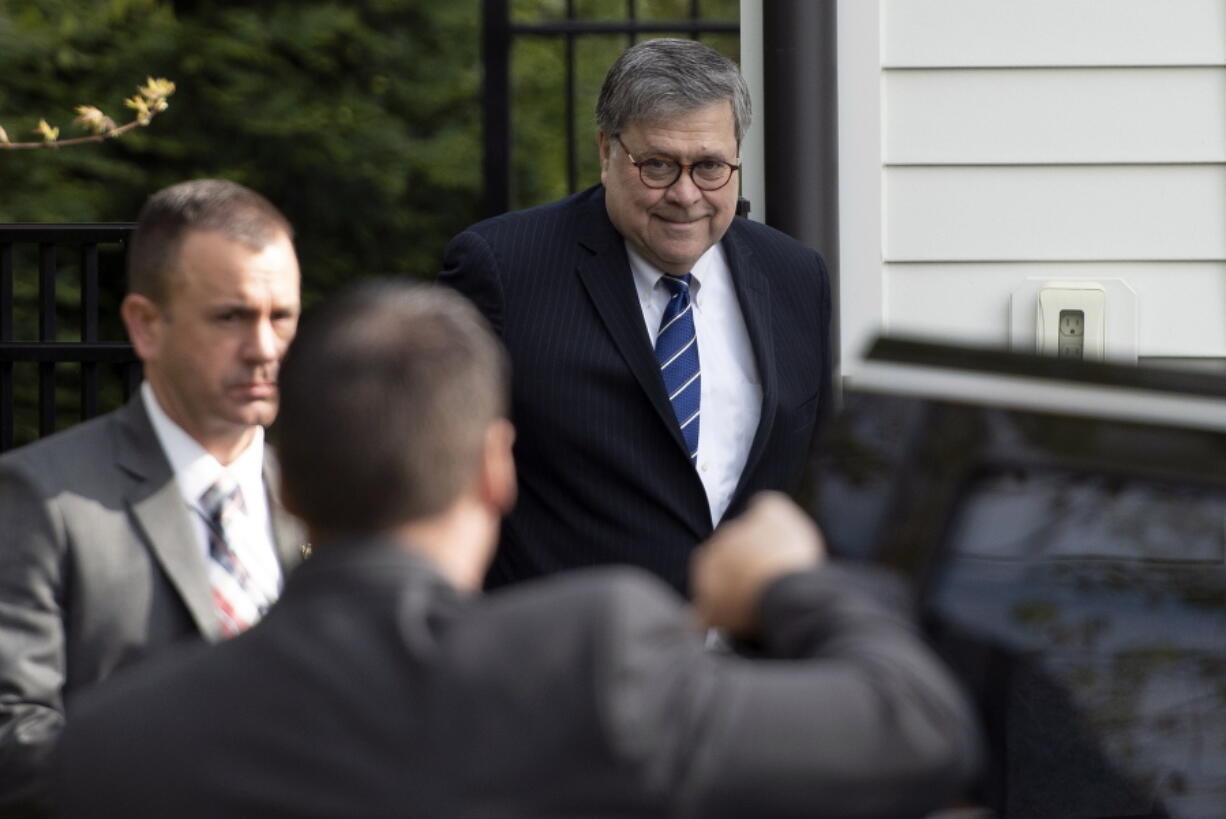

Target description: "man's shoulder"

left=58, top=639, right=214, bottom=779
left=0, top=404, right=131, bottom=489
left=725, top=216, right=823, bottom=263
left=468, top=566, right=683, bottom=639
left=461, top=185, right=604, bottom=241
left=435, top=567, right=690, bottom=702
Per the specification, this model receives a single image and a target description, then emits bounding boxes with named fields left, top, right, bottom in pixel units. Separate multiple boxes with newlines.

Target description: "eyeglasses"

left=614, top=135, right=740, bottom=192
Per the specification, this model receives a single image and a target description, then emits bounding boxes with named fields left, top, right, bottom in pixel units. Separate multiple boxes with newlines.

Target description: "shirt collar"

left=627, top=242, right=722, bottom=306
left=141, top=381, right=266, bottom=509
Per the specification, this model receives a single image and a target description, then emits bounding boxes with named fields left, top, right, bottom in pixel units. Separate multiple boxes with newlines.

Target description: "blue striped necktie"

left=655, top=273, right=700, bottom=462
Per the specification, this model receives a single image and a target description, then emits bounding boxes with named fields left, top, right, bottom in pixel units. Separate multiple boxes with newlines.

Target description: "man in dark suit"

left=56, top=280, right=977, bottom=818
left=441, top=38, right=831, bottom=593
left=0, top=179, right=305, bottom=815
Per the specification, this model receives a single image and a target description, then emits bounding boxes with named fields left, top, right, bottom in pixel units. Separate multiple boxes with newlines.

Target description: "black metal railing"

left=0, top=224, right=139, bottom=453
left=482, top=0, right=739, bottom=217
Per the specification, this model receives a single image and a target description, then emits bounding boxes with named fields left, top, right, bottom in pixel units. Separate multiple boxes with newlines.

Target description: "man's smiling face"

left=600, top=100, right=739, bottom=276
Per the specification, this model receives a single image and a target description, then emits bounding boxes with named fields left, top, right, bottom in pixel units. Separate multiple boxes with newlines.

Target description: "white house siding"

left=838, top=0, right=1226, bottom=369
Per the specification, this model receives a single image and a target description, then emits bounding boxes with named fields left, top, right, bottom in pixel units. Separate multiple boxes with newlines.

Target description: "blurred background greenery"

left=0, top=0, right=739, bottom=292
left=0, top=0, right=483, bottom=300
left=0, top=0, right=738, bottom=446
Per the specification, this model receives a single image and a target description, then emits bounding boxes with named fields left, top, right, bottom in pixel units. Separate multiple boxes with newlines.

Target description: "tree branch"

left=0, top=77, right=175, bottom=151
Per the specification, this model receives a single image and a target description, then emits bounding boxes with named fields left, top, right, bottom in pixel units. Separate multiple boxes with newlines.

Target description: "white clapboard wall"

left=837, top=0, right=1226, bottom=369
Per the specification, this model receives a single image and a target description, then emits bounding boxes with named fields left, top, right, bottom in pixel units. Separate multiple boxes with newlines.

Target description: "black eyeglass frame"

left=613, top=135, right=741, bottom=192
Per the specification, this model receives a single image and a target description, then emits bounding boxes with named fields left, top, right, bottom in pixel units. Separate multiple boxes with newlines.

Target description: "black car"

left=800, top=338, right=1226, bottom=819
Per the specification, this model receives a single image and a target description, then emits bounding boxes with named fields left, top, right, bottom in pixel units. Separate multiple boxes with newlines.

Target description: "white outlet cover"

left=1011, top=277, right=1138, bottom=363
left=1037, top=283, right=1105, bottom=359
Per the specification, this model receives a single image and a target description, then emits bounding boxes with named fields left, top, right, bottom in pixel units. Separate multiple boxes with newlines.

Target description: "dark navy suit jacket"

left=440, top=185, right=832, bottom=593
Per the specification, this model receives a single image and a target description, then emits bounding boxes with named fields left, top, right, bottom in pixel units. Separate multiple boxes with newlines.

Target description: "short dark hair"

left=127, top=179, right=293, bottom=304
left=595, top=38, right=752, bottom=144
left=275, top=280, right=509, bottom=534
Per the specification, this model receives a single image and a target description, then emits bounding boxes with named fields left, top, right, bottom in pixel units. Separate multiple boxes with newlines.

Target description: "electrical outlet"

left=1057, top=309, right=1085, bottom=359
left=1036, top=284, right=1105, bottom=360
left=1010, top=278, right=1137, bottom=364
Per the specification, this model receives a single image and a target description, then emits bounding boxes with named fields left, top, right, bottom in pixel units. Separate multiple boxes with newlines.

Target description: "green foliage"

left=0, top=0, right=739, bottom=446
left=0, top=0, right=740, bottom=292
left=0, top=0, right=484, bottom=303
left=0, top=0, right=486, bottom=445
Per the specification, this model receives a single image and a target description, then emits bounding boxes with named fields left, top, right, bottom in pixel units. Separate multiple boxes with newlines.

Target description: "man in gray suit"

left=0, top=179, right=305, bottom=815
left=57, top=281, right=979, bottom=818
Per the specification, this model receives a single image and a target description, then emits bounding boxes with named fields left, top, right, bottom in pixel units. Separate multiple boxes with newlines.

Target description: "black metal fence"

left=482, top=0, right=739, bottom=217
left=1, top=3, right=741, bottom=452
left=0, top=225, right=139, bottom=453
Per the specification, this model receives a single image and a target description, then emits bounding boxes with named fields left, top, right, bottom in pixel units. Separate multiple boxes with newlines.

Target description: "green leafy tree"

left=0, top=0, right=738, bottom=446
left=0, top=0, right=485, bottom=445
left=0, top=0, right=484, bottom=300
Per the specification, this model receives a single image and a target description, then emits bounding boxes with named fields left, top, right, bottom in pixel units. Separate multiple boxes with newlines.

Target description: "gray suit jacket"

left=57, top=539, right=980, bottom=818
left=0, top=394, right=304, bottom=815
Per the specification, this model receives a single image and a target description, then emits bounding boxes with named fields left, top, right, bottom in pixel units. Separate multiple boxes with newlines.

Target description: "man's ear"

left=120, top=293, right=163, bottom=362
left=598, top=132, right=611, bottom=183
left=479, top=418, right=517, bottom=516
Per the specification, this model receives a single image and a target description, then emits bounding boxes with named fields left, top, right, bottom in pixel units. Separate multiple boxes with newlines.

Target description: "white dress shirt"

left=628, top=242, right=762, bottom=525
left=141, top=382, right=283, bottom=595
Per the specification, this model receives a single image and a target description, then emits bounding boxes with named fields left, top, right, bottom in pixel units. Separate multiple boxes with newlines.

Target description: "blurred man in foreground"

left=0, top=179, right=304, bottom=816
left=57, top=281, right=977, bottom=818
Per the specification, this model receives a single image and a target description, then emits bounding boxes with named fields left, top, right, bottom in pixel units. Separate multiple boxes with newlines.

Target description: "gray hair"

left=595, top=38, right=752, bottom=145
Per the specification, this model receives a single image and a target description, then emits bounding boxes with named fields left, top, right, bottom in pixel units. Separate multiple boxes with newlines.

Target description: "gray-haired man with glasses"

left=612, top=134, right=741, bottom=191
left=440, top=37, right=833, bottom=596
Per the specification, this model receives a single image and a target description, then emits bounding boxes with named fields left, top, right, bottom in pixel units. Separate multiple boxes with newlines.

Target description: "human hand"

left=690, top=492, right=825, bottom=638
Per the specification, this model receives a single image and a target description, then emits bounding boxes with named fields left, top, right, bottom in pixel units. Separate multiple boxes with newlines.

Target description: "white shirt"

left=141, top=382, right=283, bottom=594
left=628, top=242, right=762, bottom=525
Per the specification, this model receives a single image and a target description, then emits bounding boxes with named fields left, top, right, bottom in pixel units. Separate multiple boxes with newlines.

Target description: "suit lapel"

left=724, top=223, right=779, bottom=513
left=262, top=453, right=309, bottom=567
left=114, top=396, right=222, bottom=641
left=574, top=191, right=691, bottom=457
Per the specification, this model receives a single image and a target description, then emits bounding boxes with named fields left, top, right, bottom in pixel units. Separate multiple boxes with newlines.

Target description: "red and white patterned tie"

left=199, top=476, right=276, bottom=637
